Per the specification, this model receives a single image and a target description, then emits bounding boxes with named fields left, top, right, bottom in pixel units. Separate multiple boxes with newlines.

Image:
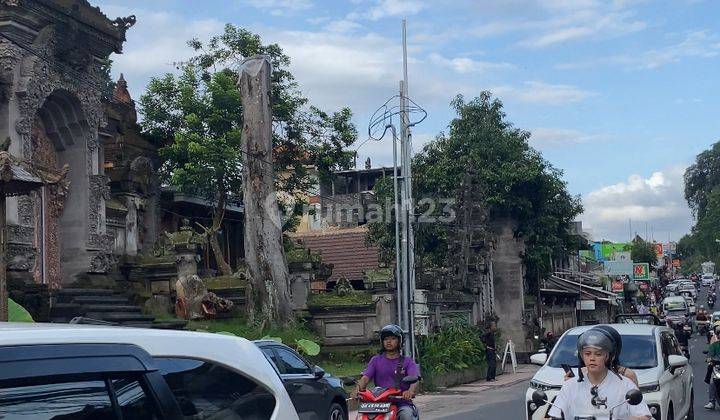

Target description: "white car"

left=702, top=275, right=715, bottom=287
left=0, top=322, right=300, bottom=420
left=526, top=323, right=693, bottom=420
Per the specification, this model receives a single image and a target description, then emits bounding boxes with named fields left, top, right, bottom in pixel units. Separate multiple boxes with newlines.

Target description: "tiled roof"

left=291, top=226, right=380, bottom=282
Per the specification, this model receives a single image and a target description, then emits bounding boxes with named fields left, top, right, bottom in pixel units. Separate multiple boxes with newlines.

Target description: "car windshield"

left=548, top=334, right=657, bottom=369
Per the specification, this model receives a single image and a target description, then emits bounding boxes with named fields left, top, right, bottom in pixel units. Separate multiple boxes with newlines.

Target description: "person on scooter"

left=354, top=324, right=421, bottom=420
left=705, top=324, right=720, bottom=409
left=548, top=329, right=651, bottom=419
left=563, top=325, right=639, bottom=386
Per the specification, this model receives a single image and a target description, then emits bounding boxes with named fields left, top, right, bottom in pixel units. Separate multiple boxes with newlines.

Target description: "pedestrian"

left=483, top=321, right=497, bottom=382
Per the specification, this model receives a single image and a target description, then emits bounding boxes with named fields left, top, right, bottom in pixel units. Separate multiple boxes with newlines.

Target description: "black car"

left=254, top=340, right=348, bottom=420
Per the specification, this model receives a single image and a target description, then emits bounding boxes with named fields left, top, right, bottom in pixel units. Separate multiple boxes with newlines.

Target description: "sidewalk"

left=348, top=364, right=539, bottom=418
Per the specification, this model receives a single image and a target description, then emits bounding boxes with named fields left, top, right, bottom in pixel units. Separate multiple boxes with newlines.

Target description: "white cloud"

left=427, top=53, right=515, bottom=74
left=492, top=81, right=598, bottom=105
left=246, top=0, right=313, bottom=16
left=529, top=127, right=604, bottom=148
left=635, top=30, right=720, bottom=69
left=325, top=19, right=363, bottom=33
left=363, top=0, right=426, bottom=20
left=582, top=166, right=693, bottom=242
left=556, top=30, right=720, bottom=70
left=447, top=1, right=648, bottom=48
left=100, top=5, right=224, bottom=99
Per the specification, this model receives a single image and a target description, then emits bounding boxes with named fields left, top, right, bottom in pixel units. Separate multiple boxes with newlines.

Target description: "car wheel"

left=687, top=391, right=694, bottom=420
left=328, top=402, right=346, bottom=420
left=667, top=405, right=674, bottom=420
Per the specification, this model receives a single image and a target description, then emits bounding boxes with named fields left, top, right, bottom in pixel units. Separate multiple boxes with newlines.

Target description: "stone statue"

left=365, top=157, right=371, bottom=169
left=334, top=276, right=353, bottom=297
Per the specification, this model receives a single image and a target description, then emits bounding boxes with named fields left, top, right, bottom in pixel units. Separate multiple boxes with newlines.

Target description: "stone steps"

left=85, top=312, right=155, bottom=322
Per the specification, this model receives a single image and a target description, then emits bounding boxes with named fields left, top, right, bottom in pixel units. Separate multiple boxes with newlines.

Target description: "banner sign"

left=604, top=261, right=633, bottom=276
left=654, top=243, right=663, bottom=258
left=633, top=263, right=650, bottom=280
left=611, top=279, right=624, bottom=292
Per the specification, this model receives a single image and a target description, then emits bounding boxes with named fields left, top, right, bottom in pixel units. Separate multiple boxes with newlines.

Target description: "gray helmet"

left=379, top=324, right=404, bottom=348
left=576, top=328, right=617, bottom=382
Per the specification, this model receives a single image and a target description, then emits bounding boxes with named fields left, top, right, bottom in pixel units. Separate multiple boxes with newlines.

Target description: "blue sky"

left=97, top=0, right=720, bottom=242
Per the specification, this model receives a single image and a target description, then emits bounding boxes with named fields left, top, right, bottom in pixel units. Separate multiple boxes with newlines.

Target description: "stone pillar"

left=175, top=254, right=199, bottom=285
left=491, top=217, right=529, bottom=352
left=124, top=195, right=139, bottom=256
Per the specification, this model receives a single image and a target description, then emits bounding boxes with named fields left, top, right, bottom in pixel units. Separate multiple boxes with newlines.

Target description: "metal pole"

left=399, top=80, right=410, bottom=356
left=402, top=19, right=417, bottom=358
left=0, top=195, right=7, bottom=321
left=391, top=125, right=403, bottom=333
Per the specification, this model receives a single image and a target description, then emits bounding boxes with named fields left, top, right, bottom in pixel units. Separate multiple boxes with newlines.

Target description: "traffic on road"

left=522, top=273, right=720, bottom=420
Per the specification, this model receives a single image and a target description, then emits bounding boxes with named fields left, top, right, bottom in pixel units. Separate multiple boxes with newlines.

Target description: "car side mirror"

left=402, top=375, right=419, bottom=384
left=532, top=390, right=548, bottom=406
left=530, top=353, right=548, bottom=366
left=625, top=389, right=643, bottom=406
left=312, top=365, right=325, bottom=379
left=704, top=350, right=709, bottom=354
left=668, top=354, right=688, bottom=374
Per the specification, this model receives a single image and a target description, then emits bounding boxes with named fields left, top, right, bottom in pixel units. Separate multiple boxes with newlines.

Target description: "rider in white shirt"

left=548, top=329, right=651, bottom=420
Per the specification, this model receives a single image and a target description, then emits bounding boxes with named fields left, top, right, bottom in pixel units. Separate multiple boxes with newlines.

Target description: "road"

left=451, top=281, right=720, bottom=420
left=427, top=380, right=528, bottom=419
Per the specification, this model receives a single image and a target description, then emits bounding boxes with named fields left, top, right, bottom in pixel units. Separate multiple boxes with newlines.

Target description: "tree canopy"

left=139, top=25, right=357, bottom=272
left=367, top=92, right=583, bottom=289
left=630, top=237, right=657, bottom=269
left=680, top=140, right=720, bottom=272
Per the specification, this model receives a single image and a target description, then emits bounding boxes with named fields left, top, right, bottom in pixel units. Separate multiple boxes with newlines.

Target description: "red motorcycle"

left=355, top=375, right=419, bottom=420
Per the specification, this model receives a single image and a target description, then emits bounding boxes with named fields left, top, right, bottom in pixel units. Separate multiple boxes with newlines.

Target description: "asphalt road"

left=457, top=281, right=720, bottom=420
left=426, top=380, right=528, bottom=420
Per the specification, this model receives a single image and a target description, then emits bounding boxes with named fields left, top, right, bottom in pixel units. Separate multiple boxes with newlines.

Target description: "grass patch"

left=307, top=291, right=373, bottom=308
left=322, top=360, right=365, bottom=378
left=186, top=318, right=320, bottom=344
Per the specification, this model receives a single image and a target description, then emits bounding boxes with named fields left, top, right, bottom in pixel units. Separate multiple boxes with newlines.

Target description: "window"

left=155, top=357, right=276, bottom=419
left=112, top=376, right=159, bottom=419
left=547, top=334, right=657, bottom=368
left=260, top=348, right=281, bottom=372
left=276, top=348, right=311, bottom=375
left=0, top=378, right=114, bottom=419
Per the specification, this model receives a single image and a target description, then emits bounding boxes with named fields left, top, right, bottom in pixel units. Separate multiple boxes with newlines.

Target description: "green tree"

left=367, top=92, right=583, bottom=290
left=140, top=25, right=357, bottom=275
left=685, top=140, right=720, bottom=220
left=630, top=238, right=657, bottom=269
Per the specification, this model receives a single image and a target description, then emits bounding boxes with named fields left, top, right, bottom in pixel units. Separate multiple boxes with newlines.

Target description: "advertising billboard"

left=633, top=263, right=650, bottom=280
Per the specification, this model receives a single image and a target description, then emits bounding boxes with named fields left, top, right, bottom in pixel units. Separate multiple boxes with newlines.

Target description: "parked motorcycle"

left=709, top=298, right=716, bottom=309
left=355, top=375, right=419, bottom=420
left=531, top=388, right=643, bottom=420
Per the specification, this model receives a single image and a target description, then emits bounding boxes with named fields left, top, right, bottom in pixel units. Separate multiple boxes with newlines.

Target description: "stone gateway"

left=0, top=0, right=135, bottom=286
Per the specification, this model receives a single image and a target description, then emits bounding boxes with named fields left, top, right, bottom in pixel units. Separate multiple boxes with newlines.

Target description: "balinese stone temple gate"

left=0, top=0, right=135, bottom=286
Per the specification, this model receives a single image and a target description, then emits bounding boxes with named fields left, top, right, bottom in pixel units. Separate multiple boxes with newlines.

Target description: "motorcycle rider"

left=705, top=324, right=720, bottom=409
left=541, top=331, right=557, bottom=354
left=354, top=324, right=421, bottom=420
left=563, top=325, right=639, bottom=386
left=667, top=319, right=690, bottom=357
left=548, top=329, right=651, bottom=419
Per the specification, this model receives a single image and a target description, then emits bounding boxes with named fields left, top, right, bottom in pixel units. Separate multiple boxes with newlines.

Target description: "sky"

left=96, top=0, right=720, bottom=243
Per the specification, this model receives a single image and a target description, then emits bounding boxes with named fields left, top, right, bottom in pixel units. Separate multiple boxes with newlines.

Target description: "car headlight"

left=529, top=379, right=561, bottom=391
left=639, top=382, right=660, bottom=393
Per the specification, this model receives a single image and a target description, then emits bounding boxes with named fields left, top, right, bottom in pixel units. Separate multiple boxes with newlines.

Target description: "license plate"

left=358, top=402, right=391, bottom=413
